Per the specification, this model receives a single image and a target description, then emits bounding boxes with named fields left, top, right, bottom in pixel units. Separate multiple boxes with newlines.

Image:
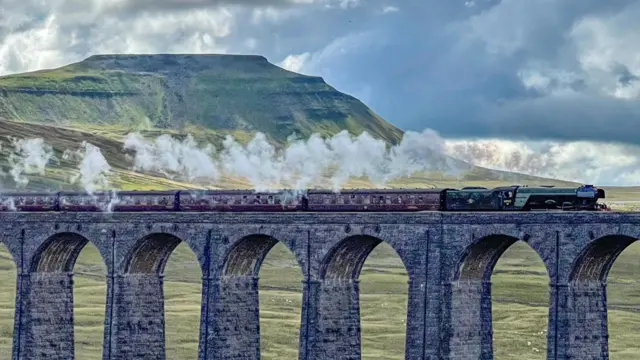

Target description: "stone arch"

left=570, top=235, right=636, bottom=282
left=116, top=232, right=204, bottom=360
left=568, top=234, right=639, bottom=359
left=214, top=233, right=304, bottom=359
left=124, top=232, right=190, bottom=275
left=222, top=234, right=281, bottom=277
left=454, top=234, right=550, bottom=281
left=317, top=234, right=410, bottom=359
left=31, top=232, right=103, bottom=272
left=23, top=232, right=108, bottom=360
left=320, top=234, right=406, bottom=281
left=447, top=233, right=550, bottom=360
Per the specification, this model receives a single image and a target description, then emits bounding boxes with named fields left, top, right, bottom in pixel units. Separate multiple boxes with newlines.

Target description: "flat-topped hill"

left=0, top=54, right=404, bottom=144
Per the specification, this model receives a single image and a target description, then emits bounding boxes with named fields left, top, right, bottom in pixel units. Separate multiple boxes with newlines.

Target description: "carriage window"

left=379, top=196, right=384, bottom=201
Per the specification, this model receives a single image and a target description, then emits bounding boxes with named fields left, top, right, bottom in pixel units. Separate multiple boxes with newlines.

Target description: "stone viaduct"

left=0, top=210, right=638, bottom=360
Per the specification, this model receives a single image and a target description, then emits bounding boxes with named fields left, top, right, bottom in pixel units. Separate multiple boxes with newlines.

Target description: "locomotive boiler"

left=0, top=184, right=607, bottom=213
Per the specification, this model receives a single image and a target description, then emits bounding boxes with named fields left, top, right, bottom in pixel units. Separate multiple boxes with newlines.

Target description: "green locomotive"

left=444, top=184, right=606, bottom=211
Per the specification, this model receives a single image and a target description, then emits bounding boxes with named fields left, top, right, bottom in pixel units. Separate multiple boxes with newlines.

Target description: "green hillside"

left=0, top=54, right=404, bottom=145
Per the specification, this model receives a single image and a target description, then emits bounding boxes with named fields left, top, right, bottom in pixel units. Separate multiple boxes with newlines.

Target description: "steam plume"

left=3, top=127, right=640, bottom=193
left=124, top=129, right=471, bottom=191
left=7, top=138, right=54, bottom=188
left=123, top=133, right=219, bottom=182
left=65, top=141, right=112, bottom=194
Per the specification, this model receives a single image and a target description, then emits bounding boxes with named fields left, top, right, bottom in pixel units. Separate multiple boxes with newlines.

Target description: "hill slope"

left=0, top=54, right=403, bottom=145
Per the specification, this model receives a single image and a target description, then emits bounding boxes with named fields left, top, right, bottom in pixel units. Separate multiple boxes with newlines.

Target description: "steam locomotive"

left=0, top=185, right=607, bottom=212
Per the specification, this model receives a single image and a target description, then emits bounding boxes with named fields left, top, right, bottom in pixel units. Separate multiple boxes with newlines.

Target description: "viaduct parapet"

left=0, top=211, right=638, bottom=360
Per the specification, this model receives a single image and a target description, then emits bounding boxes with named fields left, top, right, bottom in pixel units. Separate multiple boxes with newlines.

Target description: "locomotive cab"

left=494, top=187, right=516, bottom=210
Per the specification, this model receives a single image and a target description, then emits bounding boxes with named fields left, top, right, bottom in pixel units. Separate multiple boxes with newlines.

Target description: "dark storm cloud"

left=433, top=94, right=640, bottom=144
left=286, top=0, right=640, bottom=145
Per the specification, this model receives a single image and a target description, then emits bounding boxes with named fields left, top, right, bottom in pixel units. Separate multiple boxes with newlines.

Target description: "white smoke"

left=123, top=133, right=219, bottom=182
left=66, top=141, right=112, bottom=194
left=4, top=128, right=640, bottom=193
left=124, top=129, right=470, bottom=191
left=123, top=130, right=640, bottom=188
left=1, top=197, right=16, bottom=211
left=7, top=138, right=54, bottom=187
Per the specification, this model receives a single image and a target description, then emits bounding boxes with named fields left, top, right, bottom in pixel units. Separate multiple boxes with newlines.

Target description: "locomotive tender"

left=0, top=185, right=607, bottom=212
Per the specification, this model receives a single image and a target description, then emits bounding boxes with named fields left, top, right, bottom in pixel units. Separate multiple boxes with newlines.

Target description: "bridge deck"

left=0, top=210, right=638, bottom=224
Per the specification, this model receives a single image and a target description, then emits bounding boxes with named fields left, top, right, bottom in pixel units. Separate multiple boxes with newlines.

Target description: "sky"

left=1, top=0, right=640, bottom=185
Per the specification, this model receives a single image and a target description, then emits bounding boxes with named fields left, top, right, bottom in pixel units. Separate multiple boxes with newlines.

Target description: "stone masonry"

left=0, top=211, right=638, bottom=360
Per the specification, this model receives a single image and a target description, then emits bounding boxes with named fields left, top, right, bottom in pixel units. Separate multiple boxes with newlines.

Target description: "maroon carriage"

left=305, top=188, right=447, bottom=212
left=178, top=190, right=305, bottom=212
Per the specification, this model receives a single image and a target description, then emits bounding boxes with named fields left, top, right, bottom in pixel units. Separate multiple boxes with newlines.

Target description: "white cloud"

left=0, top=5, right=236, bottom=75
left=278, top=52, right=311, bottom=72
left=91, top=9, right=234, bottom=54
left=243, top=37, right=258, bottom=49
left=0, top=14, right=69, bottom=75
left=279, top=31, right=381, bottom=74
left=570, top=3, right=640, bottom=99
left=251, top=6, right=304, bottom=24
left=460, top=0, right=542, bottom=56
left=381, top=6, right=399, bottom=13
left=517, top=66, right=582, bottom=95
left=518, top=69, right=553, bottom=92
left=337, top=0, right=359, bottom=9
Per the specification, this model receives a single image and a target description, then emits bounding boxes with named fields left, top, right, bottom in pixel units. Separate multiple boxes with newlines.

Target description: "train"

left=0, top=184, right=608, bottom=212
